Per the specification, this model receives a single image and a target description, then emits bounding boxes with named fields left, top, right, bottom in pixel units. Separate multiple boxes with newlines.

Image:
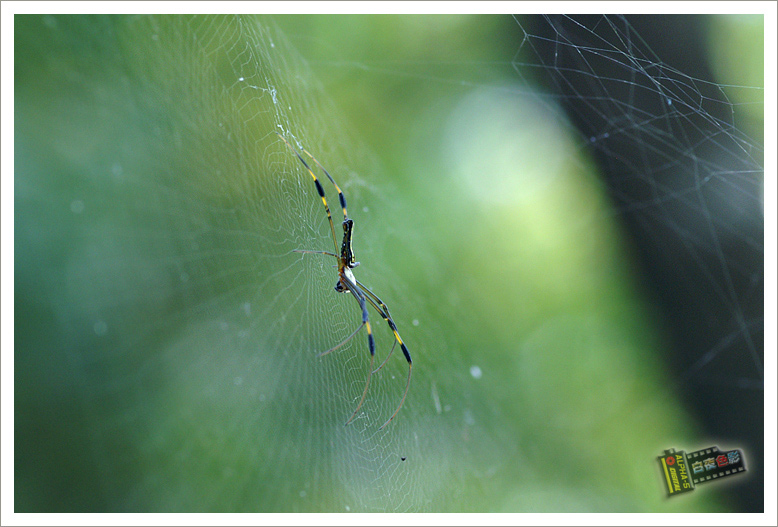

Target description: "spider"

left=277, top=132, right=412, bottom=429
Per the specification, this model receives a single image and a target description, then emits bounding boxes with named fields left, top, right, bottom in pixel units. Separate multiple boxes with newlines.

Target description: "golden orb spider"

left=277, top=132, right=412, bottom=429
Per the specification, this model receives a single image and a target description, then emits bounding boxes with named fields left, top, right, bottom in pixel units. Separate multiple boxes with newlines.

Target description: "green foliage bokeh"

left=14, top=14, right=762, bottom=512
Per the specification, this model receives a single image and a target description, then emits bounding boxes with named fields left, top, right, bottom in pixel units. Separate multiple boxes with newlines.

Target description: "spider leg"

left=293, top=249, right=338, bottom=258
left=374, top=340, right=398, bottom=374
left=302, top=147, right=348, bottom=222
left=359, top=291, right=398, bottom=373
left=379, top=360, right=412, bottom=430
left=279, top=132, right=411, bottom=429
left=377, top=318, right=412, bottom=429
left=338, top=274, right=376, bottom=426
left=276, top=132, right=339, bottom=252
left=349, top=278, right=412, bottom=429
left=356, top=279, right=409, bottom=375
left=315, top=322, right=364, bottom=358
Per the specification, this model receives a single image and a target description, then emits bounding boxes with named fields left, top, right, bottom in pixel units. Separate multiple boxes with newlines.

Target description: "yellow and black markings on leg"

left=278, top=131, right=412, bottom=428
left=350, top=280, right=412, bottom=430
left=300, top=145, right=356, bottom=266
left=380, top=312, right=411, bottom=366
left=357, top=280, right=413, bottom=369
left=302, top=147, right=348, bottom=221
left=342, top=273, right=375, bottom=357
left=363, top=287, right=412, bottom=429
left=342, top=276, right=376, bottom=425
left=276, top=132, right=339, bottom=250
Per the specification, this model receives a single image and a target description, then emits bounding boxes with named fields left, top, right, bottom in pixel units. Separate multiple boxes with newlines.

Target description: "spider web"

left=14, top=13, right=426, bottom=513
left=508, top=14, right=766, bottom=513
left=11, top=11, right=770, bottom=515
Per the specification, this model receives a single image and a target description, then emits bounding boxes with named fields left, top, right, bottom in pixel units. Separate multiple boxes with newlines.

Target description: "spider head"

left=342, top=219, right=353, bottom=232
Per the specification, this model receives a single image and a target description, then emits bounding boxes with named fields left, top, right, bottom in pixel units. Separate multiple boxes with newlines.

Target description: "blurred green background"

left=14, top=14, right=764, bottom=512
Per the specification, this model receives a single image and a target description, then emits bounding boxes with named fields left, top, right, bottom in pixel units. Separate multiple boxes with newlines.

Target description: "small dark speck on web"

left=401, top=457, right=407, bottom=461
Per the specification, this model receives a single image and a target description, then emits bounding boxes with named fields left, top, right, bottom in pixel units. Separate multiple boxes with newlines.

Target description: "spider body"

left=277, top=132, right=412, bottom=429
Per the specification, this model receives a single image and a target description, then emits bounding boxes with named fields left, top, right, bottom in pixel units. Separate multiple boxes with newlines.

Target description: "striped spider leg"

left=277, top=132, right=412, bottom=429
